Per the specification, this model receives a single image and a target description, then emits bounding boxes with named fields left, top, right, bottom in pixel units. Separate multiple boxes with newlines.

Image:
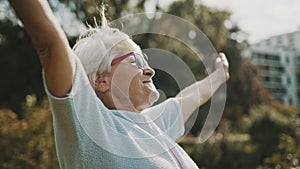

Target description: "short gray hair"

left=72, top=27, right=129, bottom=75
left=72, top=4, right=130, bottom=75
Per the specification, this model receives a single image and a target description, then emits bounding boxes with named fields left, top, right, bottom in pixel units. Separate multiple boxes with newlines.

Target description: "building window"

left=297, top=69, right=300, bottom=85
left=252, top=53, right=257, bottom=59
left=277, top=36, right=282, bottom=45
left=276, top=67, right=285, bottom=72
left=269, top=55, right=280, bottom=61
left=287, top=77, right=291, bottom=85
left=288, top=34, right=294, bottom=46
left=270, top=88, right=286, bottom=94
left=264, top=77, right=270, bottom=81
left=286, top=57, right=290, bottom=64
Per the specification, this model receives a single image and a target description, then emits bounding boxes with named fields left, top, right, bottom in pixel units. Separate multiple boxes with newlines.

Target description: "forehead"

left=115, top=39, right=141, bottom=54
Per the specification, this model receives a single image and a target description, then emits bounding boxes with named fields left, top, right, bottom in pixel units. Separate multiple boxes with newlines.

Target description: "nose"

left=143, top=66, right=155, bottom=77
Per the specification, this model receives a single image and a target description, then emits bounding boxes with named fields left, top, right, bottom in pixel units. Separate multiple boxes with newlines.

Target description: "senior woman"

left=9, top=0, right=229, bottom=168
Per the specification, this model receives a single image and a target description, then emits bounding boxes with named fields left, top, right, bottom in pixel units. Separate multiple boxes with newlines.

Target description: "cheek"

left=128, top=76, right=160, bottom=106
left=111, top=65, right=140, bottom=91
left=129, top=75, right=143, bottom=95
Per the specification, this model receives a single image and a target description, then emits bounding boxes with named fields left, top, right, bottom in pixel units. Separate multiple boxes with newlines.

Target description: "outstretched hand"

left=215, top=52, right=230, bottom=81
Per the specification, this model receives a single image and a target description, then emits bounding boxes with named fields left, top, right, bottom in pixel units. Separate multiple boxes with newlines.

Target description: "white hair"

left=72, top=5, right=130, bottom=75
left=73, top=27, right=129, bottom=74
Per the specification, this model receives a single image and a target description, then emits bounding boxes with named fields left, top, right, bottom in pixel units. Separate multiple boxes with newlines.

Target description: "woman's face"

left=109, top=39, right=159, bottom=112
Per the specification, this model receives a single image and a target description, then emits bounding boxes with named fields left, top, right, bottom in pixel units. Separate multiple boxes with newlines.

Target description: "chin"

left=130, top=83, right=160, bottom=110
left=144, top=82, right=160, bottom=104
left=147, top=89, right=160, bottom=106
left=136, top=90, right=159, bottom=111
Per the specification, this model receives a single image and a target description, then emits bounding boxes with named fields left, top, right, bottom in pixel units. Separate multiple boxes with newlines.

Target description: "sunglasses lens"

left=135, top=52, right=148, bottom=68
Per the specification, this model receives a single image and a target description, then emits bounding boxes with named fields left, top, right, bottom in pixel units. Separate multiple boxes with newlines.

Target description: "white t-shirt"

left=43, top=57, right=199, bottom=169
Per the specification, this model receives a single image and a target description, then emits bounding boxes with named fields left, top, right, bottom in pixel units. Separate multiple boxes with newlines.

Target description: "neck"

left=97, top=91, right=141, bottom=113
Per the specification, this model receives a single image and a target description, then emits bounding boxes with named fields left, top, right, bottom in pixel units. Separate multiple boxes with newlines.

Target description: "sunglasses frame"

left=111, top=51, right=148, bottom=69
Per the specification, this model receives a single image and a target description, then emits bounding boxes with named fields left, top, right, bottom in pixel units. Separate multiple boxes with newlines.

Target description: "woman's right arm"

left=9, top=0, right=76, bottom=97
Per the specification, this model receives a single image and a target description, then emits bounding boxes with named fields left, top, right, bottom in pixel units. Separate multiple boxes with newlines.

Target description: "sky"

left=2, top=0, right=300, bottom=44
left=198, top=0, right=300, bottom=44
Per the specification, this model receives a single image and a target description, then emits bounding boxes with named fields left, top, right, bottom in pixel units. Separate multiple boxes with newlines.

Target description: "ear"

left=91, top=73, right=111, bottom=93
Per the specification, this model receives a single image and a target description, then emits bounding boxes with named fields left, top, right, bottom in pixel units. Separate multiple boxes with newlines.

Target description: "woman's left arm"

left=175, top=53, right=230, bottom=122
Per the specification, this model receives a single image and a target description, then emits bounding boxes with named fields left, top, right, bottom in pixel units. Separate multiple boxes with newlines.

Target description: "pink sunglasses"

left=111, top=51, right=149, bottom=69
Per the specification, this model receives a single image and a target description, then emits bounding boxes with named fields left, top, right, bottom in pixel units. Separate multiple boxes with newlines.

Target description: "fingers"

left=218, top=52, right=226, bottom=61
left=218, top=52, right=228, bottom=65
left=219, top=52, right=225, bottom=58
left=217, top=52, right=230, bottom=80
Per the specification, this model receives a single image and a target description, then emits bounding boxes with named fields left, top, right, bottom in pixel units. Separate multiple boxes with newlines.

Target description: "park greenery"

left=0, top=0, right=299, bottom=168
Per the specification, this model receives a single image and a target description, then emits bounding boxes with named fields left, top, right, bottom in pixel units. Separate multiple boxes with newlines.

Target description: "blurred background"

left=0, top=0, right=299, bottom=168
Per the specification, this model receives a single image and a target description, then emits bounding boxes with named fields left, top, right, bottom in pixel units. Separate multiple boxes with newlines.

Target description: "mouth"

left=142, top=80, right=152, bottom=83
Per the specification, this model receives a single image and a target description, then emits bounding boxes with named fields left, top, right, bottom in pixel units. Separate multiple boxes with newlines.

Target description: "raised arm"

left=8, top=0, right=76, bottom=97
left=175, top=53, right=230, bottom=122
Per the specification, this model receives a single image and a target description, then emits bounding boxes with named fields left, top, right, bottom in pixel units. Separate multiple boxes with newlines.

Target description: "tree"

left=165, top=0, right=269, bottom=134
left=180, top=102, right=299, bottom=169
left=0, top=0, right=150, bottom=117
left=258, top=134, right=300, bottom=169
left=168, top=0, right=229, bottom=51
left=250, top=102, right=300, bottom=168
left=57, top=0, right=133, bottom=25
left=222, top=26, right=271, bottom=126
left=0, top=102, right=59, bottom=169
left=0, top=19, right=44, bottom=117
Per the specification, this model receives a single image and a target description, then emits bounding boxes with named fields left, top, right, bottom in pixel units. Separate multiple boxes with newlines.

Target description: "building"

left=243, top=31, right=300, bottom=107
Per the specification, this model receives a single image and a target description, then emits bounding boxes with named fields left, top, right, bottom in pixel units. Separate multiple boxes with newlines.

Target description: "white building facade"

left=244, top=31, right=300, bottom=107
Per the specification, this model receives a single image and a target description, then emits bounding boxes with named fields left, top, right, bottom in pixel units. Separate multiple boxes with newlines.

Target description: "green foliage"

left=168, top=0, right=229, bottom=51
left=0, top=99, right=297, bottom=169
left=1, top=0, right=298, bottom=168
left=297, top=68, right=300, bottom=98
left=258, top=134, right=300, bottom=169
left=56, top=0, right=133, bottom=25
left=180, top=132, right=258, bottom=169
left=255, top=103, right=300, bottom=168
left=164, top=0, right=269, bottom=134
left=0, top=19, right=44, bottom=117
left=223, top=27, right=271, bottom=121
left=1, top=0, right=267, bottom=121
left=0, top=101, right=59, bottom=169
left=225, top=59, right=270, bottom=117
left=180, top=102, right=299, bottom=169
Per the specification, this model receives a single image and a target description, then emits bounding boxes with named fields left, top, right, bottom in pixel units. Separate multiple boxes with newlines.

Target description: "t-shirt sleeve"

left=42, top=57, right=185, bottom=159
left=142, top=98, right=185, bottom=141
left=42, top=57, right=109, bottom=135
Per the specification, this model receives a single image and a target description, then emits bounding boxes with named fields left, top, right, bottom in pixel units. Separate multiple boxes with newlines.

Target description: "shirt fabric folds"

left=43, top=57, right=199, bottom=169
